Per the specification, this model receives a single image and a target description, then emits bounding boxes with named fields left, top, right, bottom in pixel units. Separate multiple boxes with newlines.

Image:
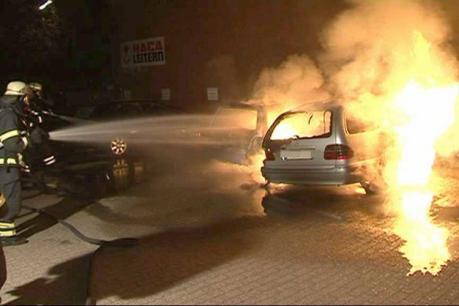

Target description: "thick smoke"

left=250, top=0, right=459, bottom=159
left=321, top=0, right=458, bottom=129
left=249, top=54, right=330, bottom=123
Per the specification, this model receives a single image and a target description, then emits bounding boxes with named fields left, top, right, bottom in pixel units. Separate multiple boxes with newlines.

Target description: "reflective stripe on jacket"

left=0, top=130, right=20, bottom=143
left=0, top=96, right=27, bottom=167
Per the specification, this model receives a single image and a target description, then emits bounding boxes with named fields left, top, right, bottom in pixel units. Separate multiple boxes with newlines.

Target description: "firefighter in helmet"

left=0, top=81, right=43, bottom=245
left=28, top=82, right=56, bottom=167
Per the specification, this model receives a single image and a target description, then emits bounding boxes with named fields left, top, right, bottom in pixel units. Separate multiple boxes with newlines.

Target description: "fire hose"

left=20, top=177, right=139, bottom=248
left=20, top=176, right=139, bottom=305
left=16, top=110, right=138, bottom=248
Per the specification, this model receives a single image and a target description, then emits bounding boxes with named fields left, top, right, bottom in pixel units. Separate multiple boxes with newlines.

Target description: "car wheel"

left=111, top=138, right=127, bottom=156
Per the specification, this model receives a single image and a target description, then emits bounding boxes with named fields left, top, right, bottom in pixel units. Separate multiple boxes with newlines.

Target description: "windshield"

left=270, top=110, right=332, bottom=140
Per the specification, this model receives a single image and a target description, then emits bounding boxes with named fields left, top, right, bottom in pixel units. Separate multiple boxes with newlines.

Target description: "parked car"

left=23, top=100, right=180, bottom=194
left=207, top=102, right=267, bottom=165
left=41, top=100, right=182, bottom=164
left=261, top=104, right=386, bottom=193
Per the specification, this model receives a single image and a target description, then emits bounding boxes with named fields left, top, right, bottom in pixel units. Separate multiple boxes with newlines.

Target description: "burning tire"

left=111, top=138, right=127, bottom=155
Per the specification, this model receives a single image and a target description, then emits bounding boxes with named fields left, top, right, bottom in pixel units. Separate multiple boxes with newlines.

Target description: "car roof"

left=286, top=101, right=341, bottom=112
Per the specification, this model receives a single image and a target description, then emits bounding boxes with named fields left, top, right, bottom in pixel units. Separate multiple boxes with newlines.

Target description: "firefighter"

left=28, top=82, right=56, bottom=168
left=0, top=81, right=43, bottom=245
left=28, top=82, right=52, bottom=111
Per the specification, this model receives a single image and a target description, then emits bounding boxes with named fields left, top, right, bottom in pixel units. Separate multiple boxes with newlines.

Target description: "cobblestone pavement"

left=89, top=161, right=459, bottom=305
left=1, top=193, right=97, bottom=305
left=2, top=155, right=459, bottom=305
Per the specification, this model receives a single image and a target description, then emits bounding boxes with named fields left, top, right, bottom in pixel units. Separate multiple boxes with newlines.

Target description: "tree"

left=0, top=0, right=63, bottom=87
left=0, top=0, right=113, bottom=92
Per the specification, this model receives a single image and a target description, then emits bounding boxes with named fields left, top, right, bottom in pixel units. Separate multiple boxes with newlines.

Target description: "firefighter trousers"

left=0, top=179, right=21, bottom=222
left=0, top=244, right=5, bottom=291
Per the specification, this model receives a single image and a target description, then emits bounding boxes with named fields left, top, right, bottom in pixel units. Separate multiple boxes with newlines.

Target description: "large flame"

left=382, top=32, right=459, bottom=275
left=389, top=81, right=458, bottom=275
left=251, top=30, right=459, bottom=275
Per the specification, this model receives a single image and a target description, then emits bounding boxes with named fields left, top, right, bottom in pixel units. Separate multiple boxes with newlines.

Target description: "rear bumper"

left=261, top=165, right=360, bottom=185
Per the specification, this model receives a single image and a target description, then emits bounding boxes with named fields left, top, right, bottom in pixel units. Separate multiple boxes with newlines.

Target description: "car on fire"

left=261, top=104, right=386, bottom=193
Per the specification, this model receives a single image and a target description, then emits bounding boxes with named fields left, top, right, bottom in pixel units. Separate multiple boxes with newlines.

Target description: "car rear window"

left=270, top=110, right=332, bottom=140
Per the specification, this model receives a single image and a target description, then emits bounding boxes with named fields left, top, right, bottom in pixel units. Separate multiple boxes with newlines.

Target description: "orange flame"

left=388, top=80, right=459, bottom=275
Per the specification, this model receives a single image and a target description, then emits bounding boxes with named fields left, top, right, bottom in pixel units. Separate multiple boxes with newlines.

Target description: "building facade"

left=108, top=0, right=348, bottom=111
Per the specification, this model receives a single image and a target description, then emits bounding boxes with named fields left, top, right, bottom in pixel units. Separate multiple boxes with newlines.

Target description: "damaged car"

left=261, top=104, right=386, bottom=194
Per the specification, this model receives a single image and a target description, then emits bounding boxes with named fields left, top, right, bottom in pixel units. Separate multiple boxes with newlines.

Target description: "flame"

left=252, top=27, right=459, bottom=275
left=394, top=191, right=450, bottom=275
left=388, top=79, right=459, bottom=275
left=248, top=150, right=266, bottom=184
left=271, top=121, right=299, bottom=140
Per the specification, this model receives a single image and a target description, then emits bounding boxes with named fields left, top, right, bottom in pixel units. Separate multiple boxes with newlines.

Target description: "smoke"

left=249, top=0, right=458, bottom=129
left=249, top=54, right=330, bottom=123
left=246, top=0, right=459, bottom=275
left=321, top=0, right=458, bottom=127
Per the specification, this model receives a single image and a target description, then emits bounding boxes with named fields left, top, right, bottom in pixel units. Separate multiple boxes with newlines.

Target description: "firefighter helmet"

left=4, top=81, right=33, bottom=96
left=29, top=82, right=43, bottom=92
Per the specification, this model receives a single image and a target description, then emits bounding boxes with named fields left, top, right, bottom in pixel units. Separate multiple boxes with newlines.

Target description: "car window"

left=270, top=111, right=332, bottom=140
left=346, top=115, right=377, bottom=134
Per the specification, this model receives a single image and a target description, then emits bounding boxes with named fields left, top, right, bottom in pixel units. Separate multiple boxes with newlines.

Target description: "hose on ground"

left=21, top=176, right=138, bottom=248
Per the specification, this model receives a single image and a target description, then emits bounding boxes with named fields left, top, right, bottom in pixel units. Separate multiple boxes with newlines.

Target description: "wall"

left=108, top=0, right=349, bottom=111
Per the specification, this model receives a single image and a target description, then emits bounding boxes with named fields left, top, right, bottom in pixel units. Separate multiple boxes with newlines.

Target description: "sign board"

left=207, top=87, right=219, bottom=101
left=121, top=37, right=166, bottom=68
left=161, top=88, right=171, bottom=101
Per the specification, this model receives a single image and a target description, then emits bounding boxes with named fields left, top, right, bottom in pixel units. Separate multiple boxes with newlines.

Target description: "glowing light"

left=394, top=191, right=450, bottom=275
left=39, top=0, right=53, bottom=11
left=248, top=150, right=265, bottom=184
left=270, top=122, right=298, bottom=140
left=389, top=80, right=458, bottom=275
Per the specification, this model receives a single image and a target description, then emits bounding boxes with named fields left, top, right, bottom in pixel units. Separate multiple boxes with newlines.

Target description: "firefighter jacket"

left=27, top=96, right=50, bottom=127
left=25, top=97, right=55, bottom=167
left=0, top=95, right=28, bottom=181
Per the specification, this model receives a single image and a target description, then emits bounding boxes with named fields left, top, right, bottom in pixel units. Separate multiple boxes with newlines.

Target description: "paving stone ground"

left=1, top=193, right=97, bottom=305
left=89, top=163, right=459, bottom=305
left=2, top=156, right=459, bottom=305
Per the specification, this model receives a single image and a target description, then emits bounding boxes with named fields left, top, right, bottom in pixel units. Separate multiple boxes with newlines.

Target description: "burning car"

left=261, top=104, right=386, bottom=193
